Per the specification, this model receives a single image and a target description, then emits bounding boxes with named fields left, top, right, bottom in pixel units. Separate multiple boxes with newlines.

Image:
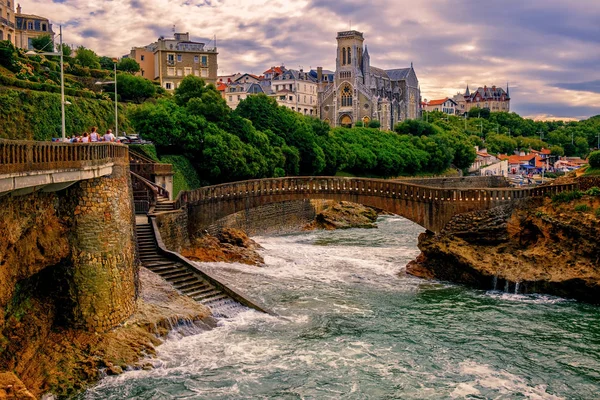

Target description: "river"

left=83, top=216, right=600, bottom=399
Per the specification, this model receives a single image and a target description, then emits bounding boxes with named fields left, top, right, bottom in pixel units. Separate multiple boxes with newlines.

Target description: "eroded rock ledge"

left=407, top=193, right=600, bottom=303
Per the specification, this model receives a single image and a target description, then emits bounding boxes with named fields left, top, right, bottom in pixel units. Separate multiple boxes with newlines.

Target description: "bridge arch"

left=171, top=177, right=572, bottom=236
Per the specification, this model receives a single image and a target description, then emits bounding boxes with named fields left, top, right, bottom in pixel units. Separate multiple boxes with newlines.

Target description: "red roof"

left=427, top=98, right=449, bottom=106
left=216, top=83, right=227, bottom=92
left=263, top=66, right=284, bottom=75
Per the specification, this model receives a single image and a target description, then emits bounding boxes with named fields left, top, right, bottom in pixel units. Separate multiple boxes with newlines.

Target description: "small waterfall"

left=492, top=275, right=498, bottom=291
left=208, top=298, right=249, bottom=319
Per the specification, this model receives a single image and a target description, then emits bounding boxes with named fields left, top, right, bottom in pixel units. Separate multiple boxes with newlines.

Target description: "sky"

left=30, top=0, right=600, bottom=120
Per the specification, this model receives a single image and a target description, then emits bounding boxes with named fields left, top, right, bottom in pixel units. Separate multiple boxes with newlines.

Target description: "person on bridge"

left=81, top=132, right=90, bottom=143
left=90, top=127, right=100, bottom=142
left=103, top=129, right=116, bottom=142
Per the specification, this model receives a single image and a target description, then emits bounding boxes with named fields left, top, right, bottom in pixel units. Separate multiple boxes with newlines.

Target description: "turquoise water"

left=83, top=216, right=600, bottom=399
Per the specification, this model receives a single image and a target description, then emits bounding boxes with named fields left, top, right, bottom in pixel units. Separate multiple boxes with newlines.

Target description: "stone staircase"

left=136, top=222, right=246, bottom=317
left=154, top=196, right=176, bottom=212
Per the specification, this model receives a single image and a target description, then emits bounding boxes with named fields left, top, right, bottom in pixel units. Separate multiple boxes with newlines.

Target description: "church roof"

left=369, top=66, right=389, bottom=78
left=386, top=68, right=411, bottom=80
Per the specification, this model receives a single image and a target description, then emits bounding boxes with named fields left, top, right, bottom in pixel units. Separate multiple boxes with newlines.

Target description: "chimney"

left=17, top=3, right=22, bottom=13
left=317, top=67, right=323, bottom=82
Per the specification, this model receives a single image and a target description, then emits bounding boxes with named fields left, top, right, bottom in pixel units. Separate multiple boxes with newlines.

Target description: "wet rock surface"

left=407, top=187, right=600, bottom=303
left=303, top=201, right=379, bottom=230
left=182, top=228, right=265, bottom=266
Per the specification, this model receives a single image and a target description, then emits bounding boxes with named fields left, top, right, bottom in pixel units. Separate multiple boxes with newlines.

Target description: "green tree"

left=174, top=75, right=207, bottom=105
left=74, top=46, right=100, bottom=68
left=116, top=73, right=156, bottom=103
left=99, top=56, right=115, bottom=70
left=588, top=151, right=600, bottom=168
left=117, top=57, right=140, bottom=74
left=31, top=35, right=53, bottom=52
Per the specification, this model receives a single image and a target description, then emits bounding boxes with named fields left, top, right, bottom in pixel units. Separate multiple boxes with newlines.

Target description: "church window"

left=342, top=48, right=346, bottom=65
left=341, top=84, right=353, bottom=107
left=347, top=47, right=351, bottom=64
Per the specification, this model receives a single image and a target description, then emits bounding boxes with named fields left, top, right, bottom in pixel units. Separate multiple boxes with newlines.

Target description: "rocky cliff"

left=407, top=182, right=600, bottom=303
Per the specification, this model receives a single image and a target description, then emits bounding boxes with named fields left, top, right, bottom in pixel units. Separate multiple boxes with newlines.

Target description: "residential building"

left=271, top=69, right=318, bottom=115
left=0, top=0, right=15, bottom=44
left=14, top=4, right=54, bottom=49
left=318, top=30, right=420, bottom=129
left=129, top=46, right=155, bottom=79
left=453, top=84, right=510, bottom=115
left=423, top=97, right=457, bottom=115
left=224, top=82, right=264, bottom=110
left=469, top=147, right=507, bottom=176
left=130, top=32, right=217, bottom=91
left=217, top=72, right=243, bottom=84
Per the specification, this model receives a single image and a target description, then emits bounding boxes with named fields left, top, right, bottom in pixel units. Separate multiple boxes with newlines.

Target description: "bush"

left=585, top=186, right=600, bottom=196
left=588, top=151, right=600, bottom=168
left=574, top=204, right=589, bottom=212
left=354, top=121, right=363, bottom=127
left=552, top=190, right=583, bottom=203
left=368, top=120, right=381, bottom=128
left=160, top=155, right=202, bottom=198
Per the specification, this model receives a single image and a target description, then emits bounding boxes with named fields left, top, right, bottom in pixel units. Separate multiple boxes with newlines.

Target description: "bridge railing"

left=0, top=139, right=128, bottom=175
left=171, top=176, right=580, bottom=210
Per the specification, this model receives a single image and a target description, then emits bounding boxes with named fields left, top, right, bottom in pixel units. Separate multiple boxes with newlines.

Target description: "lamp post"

left=95, top=62, right=118, bottom=137
left=26, top=25, right=66, bottom=141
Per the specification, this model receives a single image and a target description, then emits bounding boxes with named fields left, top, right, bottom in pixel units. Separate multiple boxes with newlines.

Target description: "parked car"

left=117, top=136, right=130, bottom=144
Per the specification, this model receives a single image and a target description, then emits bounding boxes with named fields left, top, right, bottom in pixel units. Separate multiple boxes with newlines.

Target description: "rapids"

left=83, top=216, right=600, bottom=399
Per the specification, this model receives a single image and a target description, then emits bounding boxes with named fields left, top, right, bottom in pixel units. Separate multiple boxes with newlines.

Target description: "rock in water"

left=304, top=201, right=379, bottom=230
left=182, top=228, right=265, bottom=266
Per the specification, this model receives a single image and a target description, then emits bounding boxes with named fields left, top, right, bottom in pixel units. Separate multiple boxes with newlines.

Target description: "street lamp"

left=95, top=63, right=118, bottom=137
left=26, top=25, right=66, bottom=141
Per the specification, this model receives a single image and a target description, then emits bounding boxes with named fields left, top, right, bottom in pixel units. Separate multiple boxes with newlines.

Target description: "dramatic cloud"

left=27, top=0, right=600, bottom=119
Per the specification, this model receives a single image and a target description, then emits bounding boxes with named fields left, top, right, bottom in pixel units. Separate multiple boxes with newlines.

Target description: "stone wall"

left=578, top=176, right=600, bottom=191
left=0, top=159, right=137, bottom=334
left=154, top=210, right=190, bottom=253
left=200, top=199, right=329, bottom=236
left=397, top=176, right=510, bottom=188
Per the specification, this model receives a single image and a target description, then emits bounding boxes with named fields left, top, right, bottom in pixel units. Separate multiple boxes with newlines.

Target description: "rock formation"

left=303, top=201, right=379, bottom=230
left=182, top=228, right=265, bottom=266
left=407, top=183, right=600, bottom=303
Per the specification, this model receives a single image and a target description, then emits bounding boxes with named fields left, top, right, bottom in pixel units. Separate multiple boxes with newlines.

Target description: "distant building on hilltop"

left=318, top=30, right=420, bottom=130
left=14, top=4, right=54, bottom=49
left=270, top=68, right=318, bottom=116
left=129, top=32, right=218, bottom=91
left=453, top=84, right=510, bottom=115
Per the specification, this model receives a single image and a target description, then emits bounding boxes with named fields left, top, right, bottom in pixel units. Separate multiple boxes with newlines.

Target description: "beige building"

left=453, top=85, right=510, bottom=115
left=0, top=0, right=15, bottom=44
left=271, top=69, right=318, bottom=115
left=130, top=32, right=218, bottom=91
left=318, top=30, right=420, bottom=130
left=423, top=97, right=457, bottom=115
left=14, top=4, right=54, bottom=49
left=129, top=46, right=155, bottom=79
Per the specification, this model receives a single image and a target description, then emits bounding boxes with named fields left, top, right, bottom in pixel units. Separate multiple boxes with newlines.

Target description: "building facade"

left=224, top=82, right=264, bottom=110
left=423, top=97, right=457, bottom=115
left=0, top=0, right=15, bottom=44
left=271, top=69, right=318, bottom=115
left=130, top=32, right=217, bottom=91
left=129, top=46, right=155, bottom=79
left=318, top=30, right=420, bottom=130
left=14, top=4, right=54, bottom=49
left=453, top=85, right=510, bottom=115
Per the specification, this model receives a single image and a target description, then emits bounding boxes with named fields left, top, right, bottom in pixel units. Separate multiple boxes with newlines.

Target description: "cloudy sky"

left=33, top=0, right=600, bottom=120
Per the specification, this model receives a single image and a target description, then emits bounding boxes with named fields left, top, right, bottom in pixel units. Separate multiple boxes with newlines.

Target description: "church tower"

left=335, top=30, right=365, bottom=127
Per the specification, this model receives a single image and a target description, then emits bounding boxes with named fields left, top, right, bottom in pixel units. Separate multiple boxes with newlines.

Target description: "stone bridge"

left=172, top=177, right=577, bottom=235
left=0, top=139, right=127, bottom=196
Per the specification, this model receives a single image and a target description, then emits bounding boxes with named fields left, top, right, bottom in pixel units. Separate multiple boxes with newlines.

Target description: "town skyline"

left=33, top=0, right=600, bottom=121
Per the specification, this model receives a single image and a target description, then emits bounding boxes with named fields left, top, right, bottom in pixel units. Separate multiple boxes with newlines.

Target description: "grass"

left=584, top=167, right=600, bottom=176
left=159, top=155, right=202, bottom=198
left=574, top=204, right=589, bottom=212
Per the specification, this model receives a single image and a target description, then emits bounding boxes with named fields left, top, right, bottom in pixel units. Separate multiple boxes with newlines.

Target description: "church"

left=317, top=30, right=420, bottom=130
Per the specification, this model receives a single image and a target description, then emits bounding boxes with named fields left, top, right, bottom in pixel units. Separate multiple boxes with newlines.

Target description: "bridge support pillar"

left=66, top=162, right=138, bottom=332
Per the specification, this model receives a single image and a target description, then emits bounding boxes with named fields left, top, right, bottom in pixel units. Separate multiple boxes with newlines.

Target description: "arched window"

left=342, top=48, right=346, bottom=65
left=341, top=84, right=353, bottom=107
left=347, top=47, right=351, bottom=64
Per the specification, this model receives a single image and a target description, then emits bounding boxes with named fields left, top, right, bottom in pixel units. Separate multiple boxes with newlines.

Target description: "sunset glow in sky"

left=35, top=0, right=600, bottom=120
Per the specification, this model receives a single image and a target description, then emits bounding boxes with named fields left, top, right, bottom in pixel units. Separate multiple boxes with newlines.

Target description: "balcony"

left=0, top=16, right=15, bottom=29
